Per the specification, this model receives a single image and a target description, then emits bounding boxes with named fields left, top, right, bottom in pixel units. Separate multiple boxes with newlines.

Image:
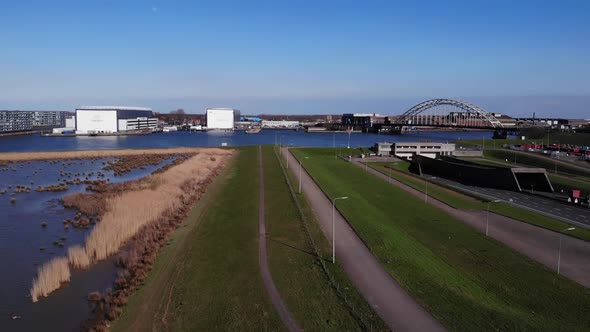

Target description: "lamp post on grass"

left=332, top=196, right=349, bottom=264
left=347, top=130, right=351, bottom=149
left=486, top=199, right=501, bottom=236
left=388, top=164, right=392, bottom=184
left=298, top=157, right=309, bottom=193
left=424, top=177, right=436, bottom=203
left=557, top=227, right=576, bottom=275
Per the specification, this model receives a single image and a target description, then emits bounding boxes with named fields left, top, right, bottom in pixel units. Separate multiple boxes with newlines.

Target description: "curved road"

left=282, top=147, right=445, bottom=332
left=258, top=146, right=301, bottom=332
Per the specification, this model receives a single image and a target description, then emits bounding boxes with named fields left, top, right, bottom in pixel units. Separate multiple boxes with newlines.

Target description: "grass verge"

left=368, top=160, right=590, bottom=242
left=263, top=145, right=385, bottom=330
left=292, top=147, right=590, bottom=331
left=483, top=149, right=590, bottom=179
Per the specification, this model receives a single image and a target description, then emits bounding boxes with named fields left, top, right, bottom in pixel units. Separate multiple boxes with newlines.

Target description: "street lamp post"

left=347, top=131, right=351, bottom=149
left=486, top=199, right=501, bottom=236
left=332, top=196, right=349, bottom=264
left=424, top=176, right=437, bottom=203
left=557, top=227, right=576, bottom=275
left=298, top=157, right=309, bottom=194
left=388, top=164, right=392, bottom=184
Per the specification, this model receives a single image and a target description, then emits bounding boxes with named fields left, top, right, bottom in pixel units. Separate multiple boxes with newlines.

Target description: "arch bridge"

left=394, top=99, right=504, bottom=129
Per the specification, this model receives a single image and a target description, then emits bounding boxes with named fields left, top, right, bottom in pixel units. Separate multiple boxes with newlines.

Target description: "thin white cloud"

left=151, top=5, right=158, bottom=13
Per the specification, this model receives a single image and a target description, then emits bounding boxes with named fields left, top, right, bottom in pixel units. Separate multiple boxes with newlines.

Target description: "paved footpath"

left=282, top=147, right=445, bottom=332
left=258, top=146, right=301, bottom=332
left=354, top=160, right=590, bottom=288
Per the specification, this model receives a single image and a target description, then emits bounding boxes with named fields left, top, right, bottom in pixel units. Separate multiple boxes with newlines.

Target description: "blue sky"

left=0, top=0, right=589, bottom=117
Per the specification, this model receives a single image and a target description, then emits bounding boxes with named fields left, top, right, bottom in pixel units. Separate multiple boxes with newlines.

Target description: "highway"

left=429, top=177, right=590, bottom=229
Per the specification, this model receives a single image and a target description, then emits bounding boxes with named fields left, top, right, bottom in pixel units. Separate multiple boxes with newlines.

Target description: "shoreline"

left=0, top=147, right=218, bottom=162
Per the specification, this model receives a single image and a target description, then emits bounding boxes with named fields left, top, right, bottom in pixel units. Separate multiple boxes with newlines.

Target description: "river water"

left=0, top=129, right=490, bottom=331
left=0, top=157, right=176, bottom=331
left=0, top=129, right=491, bottom=152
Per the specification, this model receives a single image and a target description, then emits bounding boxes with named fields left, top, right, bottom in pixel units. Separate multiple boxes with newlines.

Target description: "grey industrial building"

left=0, top=110, right=66, bottom=133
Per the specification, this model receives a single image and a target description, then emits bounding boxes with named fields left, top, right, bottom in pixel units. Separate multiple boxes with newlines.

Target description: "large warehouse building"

left=75, top=106, right=156, bottom=134
left=206, top=108, right=235, bottom=130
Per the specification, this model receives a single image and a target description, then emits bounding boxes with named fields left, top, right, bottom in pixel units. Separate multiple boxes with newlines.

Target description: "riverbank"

left=0, top=147, right=209, bottom=162
left=20, top=148, right=232, bottom=329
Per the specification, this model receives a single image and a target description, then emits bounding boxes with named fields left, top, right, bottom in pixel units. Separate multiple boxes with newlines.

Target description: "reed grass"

left=0, top=147, right=209, bottom=162
left=29, top=148, right=233, bottom=303
left=68, top=245, right=91, bottom=269
left=30, top=257, right=70, bottom=303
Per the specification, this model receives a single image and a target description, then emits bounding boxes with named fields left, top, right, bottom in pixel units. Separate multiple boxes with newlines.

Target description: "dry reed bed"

left=0, top=147, right=211, bottom=162
left=29, top=257, right=70, bottom=303
left=29, top=148, right=233, bottom=304
left=103, top=154, right=175, bottom=175
left=85, top=172, right=221, bottom=330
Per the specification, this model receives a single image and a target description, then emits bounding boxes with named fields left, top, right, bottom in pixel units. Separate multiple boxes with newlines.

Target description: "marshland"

left=0, top=148, right=231, bottom=331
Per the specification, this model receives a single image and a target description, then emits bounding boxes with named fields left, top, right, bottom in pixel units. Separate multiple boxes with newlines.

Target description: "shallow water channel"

left=0, top=157, right=176, bottom=331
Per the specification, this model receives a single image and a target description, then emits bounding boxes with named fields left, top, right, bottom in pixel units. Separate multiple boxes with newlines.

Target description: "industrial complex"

left=69, top=106, right=157, bottom=135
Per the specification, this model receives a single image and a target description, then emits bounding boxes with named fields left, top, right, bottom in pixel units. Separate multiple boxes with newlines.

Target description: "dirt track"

left=258, top=146, right=301, bottom=332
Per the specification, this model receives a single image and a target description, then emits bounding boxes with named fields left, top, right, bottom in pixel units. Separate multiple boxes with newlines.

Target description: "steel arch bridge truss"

left=394, top=99, right=504, bottom=129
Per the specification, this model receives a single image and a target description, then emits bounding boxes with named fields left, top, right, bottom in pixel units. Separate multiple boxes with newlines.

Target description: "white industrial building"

left=206, top=108, right=235, bottom=130
left=374, top=142, right=456, bottom=159
left=75, top=106, right=156, bottom=134
left=261, top=120, right=300, bottom=128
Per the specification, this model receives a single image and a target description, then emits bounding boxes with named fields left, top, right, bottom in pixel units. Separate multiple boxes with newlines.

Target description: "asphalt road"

left=430, top=177, right=590, bottom=229
left=355, top=160, right=590, bottom=288
left=282, top=147, right=445, bottom=332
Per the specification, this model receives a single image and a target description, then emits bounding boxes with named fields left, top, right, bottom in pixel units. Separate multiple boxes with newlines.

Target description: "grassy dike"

left=112, top=146, right=383, bottom=331
left=483, top=149, right=590, bottom=179
left=262, top=145, right=384, bottom=330
left=368, top=160, right=590, bottom=242
left=292, top=148, right=590, bottom=332
left=112, top=147, right=283, bottom=331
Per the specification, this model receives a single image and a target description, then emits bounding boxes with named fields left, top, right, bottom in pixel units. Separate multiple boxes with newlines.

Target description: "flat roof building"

left=261, top=120, right=299, bottom=128
left=206, top=108, right=235, bottom=130
left=75, top=106, right=155, bottom=134
left=374, top=142, right=456, bottom=159
left=0, top=110, right=65, bottom=133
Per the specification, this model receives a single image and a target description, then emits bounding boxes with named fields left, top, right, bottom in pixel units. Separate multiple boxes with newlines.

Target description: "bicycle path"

left=282, top=147, right=445, bottom=332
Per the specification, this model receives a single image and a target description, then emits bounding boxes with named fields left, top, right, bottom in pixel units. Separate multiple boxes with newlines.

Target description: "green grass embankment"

left=368, top=160, right=590, bottom=242
left=483, top=149, right=590, bottom=179
left=112, top=147, right=283, bottom=331
left=263, top=145, right=385, bottom=330
left=293, top=148, right=590, bottom=331
left=455, top=156, right=590, bottom=196
left=113, top=146, right=385, bottom=331
left=455, top=133, right=590, bottom=148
